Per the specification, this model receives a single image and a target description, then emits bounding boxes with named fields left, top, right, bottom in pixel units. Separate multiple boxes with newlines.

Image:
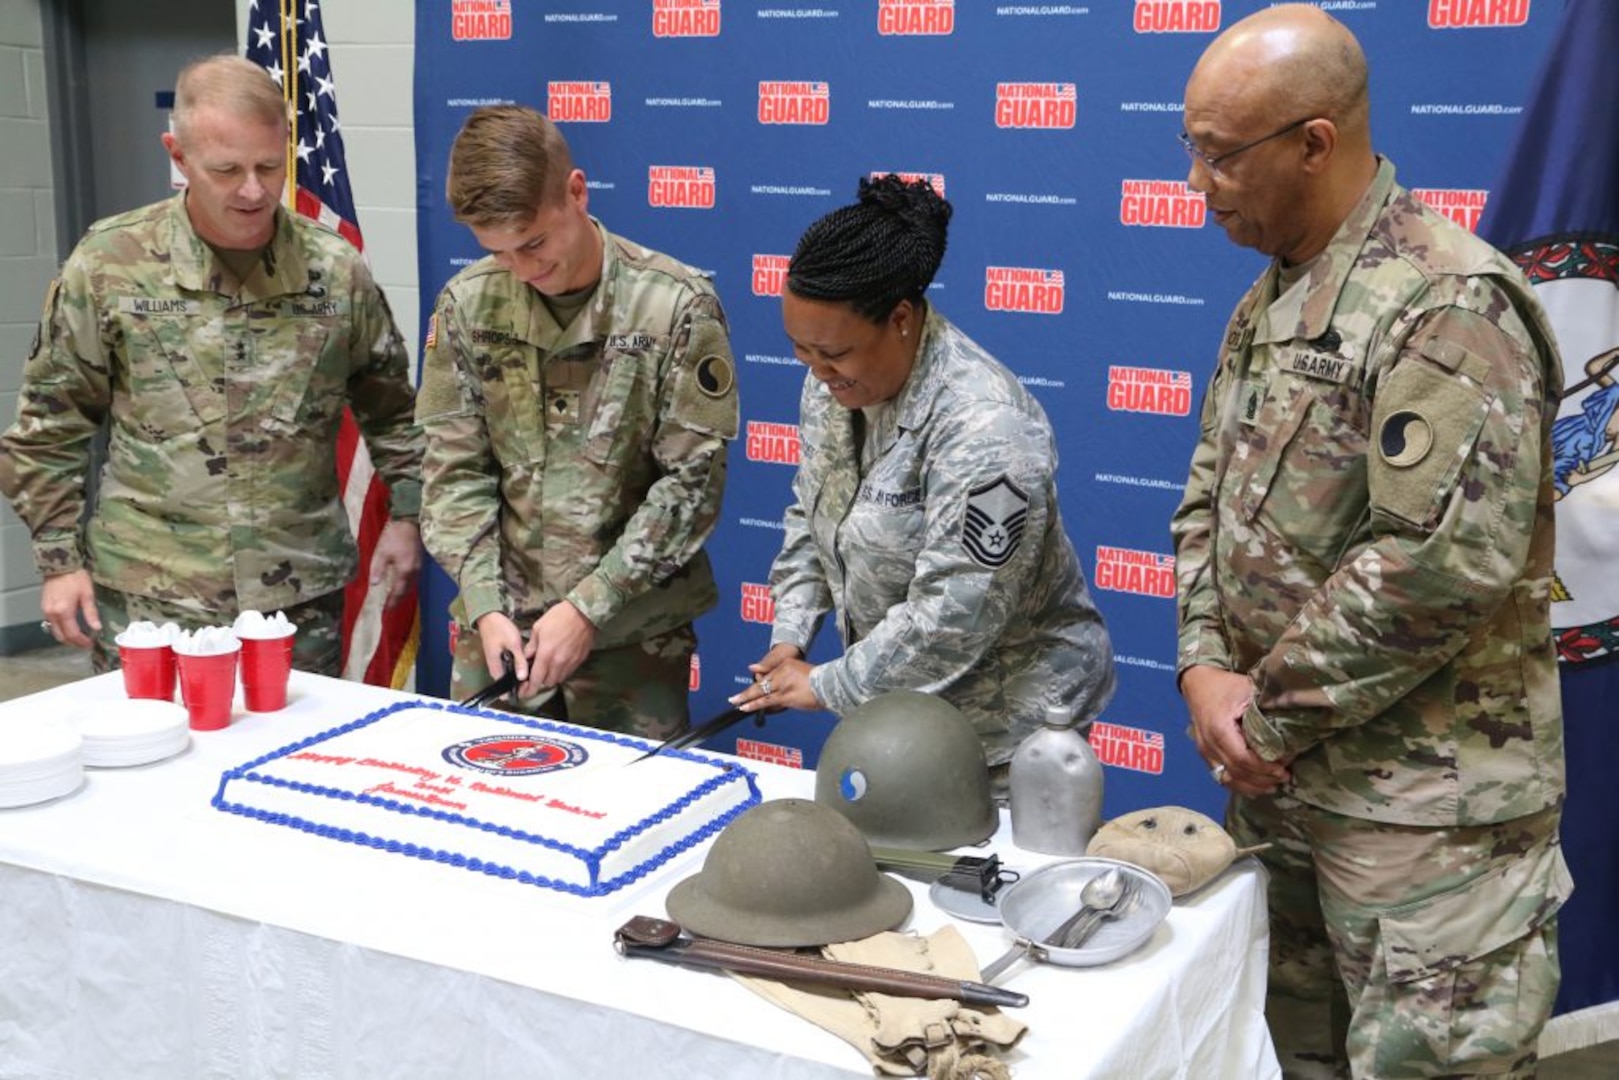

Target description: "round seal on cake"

left=443, top=735, right=588, bottom=775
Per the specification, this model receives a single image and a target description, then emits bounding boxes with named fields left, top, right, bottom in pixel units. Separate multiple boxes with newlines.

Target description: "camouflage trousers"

left=1230, top=793, right=1570, bottom=1080
left=451, top=623, right=696, bottom=741
left=91, top=585, right=345, bottom=677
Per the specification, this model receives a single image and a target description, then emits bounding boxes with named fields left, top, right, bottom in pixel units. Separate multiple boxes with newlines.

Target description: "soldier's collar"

left=520, top=218, right=613, bottom=351
left=1259, top=157, right=1396, bottom=346
left=890, top=306, right=944, bottom=433
left=167, top=195, right=311, bottom=300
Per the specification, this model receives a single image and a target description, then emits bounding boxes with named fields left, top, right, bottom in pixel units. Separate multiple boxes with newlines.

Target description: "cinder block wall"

left=0, top=1, right=57, bottom=652
left=0, top=2, right=418, bottom=650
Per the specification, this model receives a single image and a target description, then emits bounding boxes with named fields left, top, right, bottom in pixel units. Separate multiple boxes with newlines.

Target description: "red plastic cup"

left=176, top=648, right=239, bottom=731
left=240, top=634, right=295, bottom=712
left=119, top=644, right=177, bottom=701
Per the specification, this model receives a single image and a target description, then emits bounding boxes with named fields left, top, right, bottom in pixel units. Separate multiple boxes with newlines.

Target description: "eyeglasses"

left=1178, top=117, right=1313, bottom=177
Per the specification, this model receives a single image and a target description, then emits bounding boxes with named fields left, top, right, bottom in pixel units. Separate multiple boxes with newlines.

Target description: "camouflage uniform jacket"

left=417, top=220, right=738, bottom=649
left=1171, top=158, right=1565, bottom=827
left=0, top=195, right=422, bottom=611
left=771, top=308, right=1116, bottom=766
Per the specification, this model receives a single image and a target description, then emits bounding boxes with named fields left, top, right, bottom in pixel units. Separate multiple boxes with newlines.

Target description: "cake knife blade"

left=628, top=705, right=751, bottom=763
left=457, top=650, right=518, bottom=709
left=614, top=916, right=1029, bottom=1009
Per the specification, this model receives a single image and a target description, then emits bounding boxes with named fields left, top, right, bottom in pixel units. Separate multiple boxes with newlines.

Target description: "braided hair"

left=787, top=175, right=953, bottom=323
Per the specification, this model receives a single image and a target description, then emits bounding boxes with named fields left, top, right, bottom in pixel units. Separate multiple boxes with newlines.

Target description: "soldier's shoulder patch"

left=962, top=475, right=1030, bottom=569
left=1378, top=410, right=1433, bottom=468
left=695, top=354, right=734, bottom=399
left=31, top=278, right=61, bottom=359
left=425, top=313, right=438, bottom=350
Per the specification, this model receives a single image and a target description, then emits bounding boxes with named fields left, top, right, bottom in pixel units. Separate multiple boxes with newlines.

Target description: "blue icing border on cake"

left=211, top=698, right=762, bottom=897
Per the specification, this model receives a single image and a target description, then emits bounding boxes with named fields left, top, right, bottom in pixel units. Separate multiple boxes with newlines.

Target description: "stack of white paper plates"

left=0, top=724, right=84, bottom=808
left=74, top=700, right=190, bottom=768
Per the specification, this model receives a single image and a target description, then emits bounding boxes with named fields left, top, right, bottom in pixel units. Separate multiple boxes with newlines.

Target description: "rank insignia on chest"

left=1239, top=379, right=1265, bottom=427
left=547, top=388, right=581, bottom=424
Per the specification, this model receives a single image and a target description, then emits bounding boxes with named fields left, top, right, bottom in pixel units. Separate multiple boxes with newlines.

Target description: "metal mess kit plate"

left=994, top=856, right=1172, bottom=969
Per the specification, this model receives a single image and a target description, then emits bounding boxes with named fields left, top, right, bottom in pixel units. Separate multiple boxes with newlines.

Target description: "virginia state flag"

left=1480, top=0, right=1619, bottom=1028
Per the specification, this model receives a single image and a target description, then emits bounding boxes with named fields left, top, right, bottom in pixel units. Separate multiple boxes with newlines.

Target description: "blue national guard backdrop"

left=410, top=0, right=1562, bottom=828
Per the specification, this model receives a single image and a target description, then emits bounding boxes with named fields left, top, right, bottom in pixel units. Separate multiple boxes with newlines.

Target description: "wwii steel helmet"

left=666, top=798, right=913, bottom=947
left=814, top=691, right=996, bottom=851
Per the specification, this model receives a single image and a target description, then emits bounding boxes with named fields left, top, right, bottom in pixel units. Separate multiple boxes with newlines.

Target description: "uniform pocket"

left=1240, top=375, right=1369, bottom=567
left=1379, top=840, right=1569, bottom=984
left=1367, top=841, right=1571, bottom=1075
left=267, top=321, right=339, bottom=429
left=123, top=317, right=218, bottom=434
left=582, top=352, right=644, bottom=467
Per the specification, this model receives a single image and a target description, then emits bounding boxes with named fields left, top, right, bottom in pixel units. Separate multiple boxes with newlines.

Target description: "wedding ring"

left=1211, top=763, right=1228, bottom=783
left=39, top=619, right=53, bottom=634
left=759, top=677, right=774, bottom=696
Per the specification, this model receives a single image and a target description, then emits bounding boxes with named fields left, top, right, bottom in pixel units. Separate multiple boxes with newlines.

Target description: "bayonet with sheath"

left=613, top=916, right=1028, bottom=1009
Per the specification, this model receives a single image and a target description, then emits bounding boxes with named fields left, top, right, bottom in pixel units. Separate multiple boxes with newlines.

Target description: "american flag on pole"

left=245, top=0, right=419, bottom=688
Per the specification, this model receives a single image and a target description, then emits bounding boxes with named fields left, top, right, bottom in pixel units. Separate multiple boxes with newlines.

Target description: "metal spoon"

left=1042, top=867, right=1125, bottom=948
left=980, top=866, right=1126, bottom=983
left=1060, top=873, right=1137, bottom=948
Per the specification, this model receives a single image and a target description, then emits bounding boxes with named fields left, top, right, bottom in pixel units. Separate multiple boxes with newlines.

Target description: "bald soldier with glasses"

left=1171, top=6, right=1569, bottom=1079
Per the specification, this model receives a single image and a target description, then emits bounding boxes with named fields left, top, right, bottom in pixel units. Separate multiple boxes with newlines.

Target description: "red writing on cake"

left=546, top=797, right=608, bottom=820
left=365, top=781, right=469, bottom=811
left=291, top=752, right=355, bottom=765
left=357, top=757, right=442, bottom=780
left=469, top=779, right=544, bottom=803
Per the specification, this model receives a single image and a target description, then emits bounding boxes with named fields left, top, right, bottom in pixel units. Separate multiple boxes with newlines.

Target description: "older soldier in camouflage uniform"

left=732, top=177, right=1115, bottom=783
left=421, top=106, right=737, bottom=739
left=0, top=55, right=422, bottom=675
left=1172, top=8, right=1569, bottom=1078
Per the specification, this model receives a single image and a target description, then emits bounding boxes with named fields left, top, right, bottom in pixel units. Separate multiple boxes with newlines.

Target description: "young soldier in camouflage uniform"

left=421, top=106, right=738, bottom=739
left=1172, top=8, right=1569, bottom=1077
left=730, top=177, right=1115, bottom=784
left=0, top=56, right=422, bottom=675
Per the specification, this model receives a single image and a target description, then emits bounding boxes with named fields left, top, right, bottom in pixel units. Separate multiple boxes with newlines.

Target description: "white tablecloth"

left=0, top=672, right=1279, bottom=1079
